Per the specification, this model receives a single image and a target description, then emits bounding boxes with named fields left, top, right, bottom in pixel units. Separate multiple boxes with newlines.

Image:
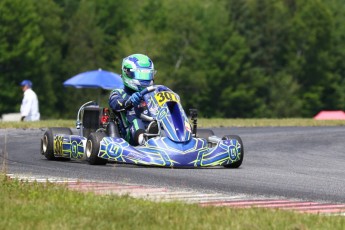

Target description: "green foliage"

left=0, top=0, right=44, bottom=113
left=1, top=0, right=345, bottom=118
left=61, top=0, right=109, bottom=117
left=32, top=0, right=63, bottom=117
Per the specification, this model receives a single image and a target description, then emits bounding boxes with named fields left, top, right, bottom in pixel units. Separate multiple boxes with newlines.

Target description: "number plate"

left=154, top=91, right=179, bottom=106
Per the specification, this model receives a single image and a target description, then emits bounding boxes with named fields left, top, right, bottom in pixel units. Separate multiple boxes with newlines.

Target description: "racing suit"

left=108, top=86, right=149, bottom=145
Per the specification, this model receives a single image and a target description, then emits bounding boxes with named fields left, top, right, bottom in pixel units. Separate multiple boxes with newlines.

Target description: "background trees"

left=1, top=0, right=345, bottom=118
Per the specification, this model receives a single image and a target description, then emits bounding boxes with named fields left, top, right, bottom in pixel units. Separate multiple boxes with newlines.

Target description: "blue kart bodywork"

left=41, top=85, right=243, bottom=168
left=98, top=136, right=241, bottom=167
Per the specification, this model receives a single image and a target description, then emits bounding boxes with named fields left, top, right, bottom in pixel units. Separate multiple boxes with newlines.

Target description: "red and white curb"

left=7, top=174, right=345, bottom=216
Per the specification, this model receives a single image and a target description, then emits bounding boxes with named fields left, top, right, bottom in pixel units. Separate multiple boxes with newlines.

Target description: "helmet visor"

left=127, top=68, right=155, bottom=80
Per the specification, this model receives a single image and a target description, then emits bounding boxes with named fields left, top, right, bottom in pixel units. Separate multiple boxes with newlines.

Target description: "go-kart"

left=41, top=85, right=243, bottom=168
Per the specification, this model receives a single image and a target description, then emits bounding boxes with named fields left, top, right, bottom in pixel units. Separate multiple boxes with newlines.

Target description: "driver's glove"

left=129, top=92, right=142, bottom=107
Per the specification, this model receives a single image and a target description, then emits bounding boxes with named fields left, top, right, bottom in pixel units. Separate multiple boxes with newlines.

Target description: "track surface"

left=1, top=127, right=345, bottom=204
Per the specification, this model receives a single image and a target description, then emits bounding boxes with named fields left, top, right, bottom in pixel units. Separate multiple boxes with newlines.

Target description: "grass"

left=2, top=118, right=345, bottom=129
left=0, top=120, right=75, bottom=129
left=0, top=175, right=344, bottom=230
left=197, top=118, right=345, bottom=127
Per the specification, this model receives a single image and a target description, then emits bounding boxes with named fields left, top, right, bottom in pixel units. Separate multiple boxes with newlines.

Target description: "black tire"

left=41, top=127, right=72, bottom=160
left=222, top=135, right=244, bottom=168
left=86, top=132, right=107, bottom=165
left=196, top=129, right=215, bottom=139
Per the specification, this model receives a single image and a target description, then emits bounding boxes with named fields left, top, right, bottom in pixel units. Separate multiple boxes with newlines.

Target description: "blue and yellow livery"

left=41, top=85, right=243, bottom=168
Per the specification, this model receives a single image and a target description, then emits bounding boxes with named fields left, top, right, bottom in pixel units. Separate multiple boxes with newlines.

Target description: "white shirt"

left=20, top=88, right=40, bottom=121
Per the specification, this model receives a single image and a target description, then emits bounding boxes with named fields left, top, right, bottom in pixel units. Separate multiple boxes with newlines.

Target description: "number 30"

left=157, top=92, right=173, bottom=102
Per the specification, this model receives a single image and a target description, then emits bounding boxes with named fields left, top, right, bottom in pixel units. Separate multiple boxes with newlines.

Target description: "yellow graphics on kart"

left=154, top=91, right=180, bottom=107
left=53, top=135, right=85, bottom=159
left=54, top=135, right=64, bottom=156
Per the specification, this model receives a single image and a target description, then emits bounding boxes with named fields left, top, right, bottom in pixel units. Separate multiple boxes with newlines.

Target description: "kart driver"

left=108, top=54, right=156, bottom=146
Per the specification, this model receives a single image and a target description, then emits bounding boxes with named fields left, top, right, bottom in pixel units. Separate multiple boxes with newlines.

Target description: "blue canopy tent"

left=63, top=69, right=123, bottom=90
left=63, top=69, right=123, bottom=104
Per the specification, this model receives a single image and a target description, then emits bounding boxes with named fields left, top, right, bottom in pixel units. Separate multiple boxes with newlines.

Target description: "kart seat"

left=108, top=110, right=128, bottom=139
left=146, top=120, right=159, bottom=135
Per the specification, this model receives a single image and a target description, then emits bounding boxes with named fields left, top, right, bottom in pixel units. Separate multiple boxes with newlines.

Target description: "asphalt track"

left=1, top=126, right=345, bottom=204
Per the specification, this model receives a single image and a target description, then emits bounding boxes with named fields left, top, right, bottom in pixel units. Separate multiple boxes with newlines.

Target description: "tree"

left=60, top=0, right=109, bottom=117
left=2, top=0, right=345, bottom=119
left=32, top=0, right=64, bottom=117
left=0, top=0, right=45, bottom=115
left=225, top=0, right=303, bottom=117
left=284, top=0, right=336, bottom=116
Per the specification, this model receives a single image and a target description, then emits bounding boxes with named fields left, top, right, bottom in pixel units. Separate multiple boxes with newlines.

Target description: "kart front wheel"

left=222, top=135, right=244, bottom=168
left=41, top=127, right=72, bottom=160
left=86, top=132, right=107, bottom=165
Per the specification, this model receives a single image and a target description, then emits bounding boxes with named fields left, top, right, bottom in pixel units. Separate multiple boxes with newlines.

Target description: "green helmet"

left=121, top=54, right=156, bottom=91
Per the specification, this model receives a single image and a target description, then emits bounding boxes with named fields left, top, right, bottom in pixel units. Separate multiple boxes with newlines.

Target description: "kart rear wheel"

left=196, top=129, right=215, bottom=139
left=86, top=132, right=107, bottom=165
left=41, top=127, right=72, bottom=160
left=222, top=135, right=244, bottom=168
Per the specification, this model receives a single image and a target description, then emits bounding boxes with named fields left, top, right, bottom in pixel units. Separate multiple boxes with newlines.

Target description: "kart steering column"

left=189, top=109, right=198, bottom=137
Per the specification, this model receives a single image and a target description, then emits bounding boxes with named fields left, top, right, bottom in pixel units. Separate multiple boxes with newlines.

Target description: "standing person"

left=109, top=54, right=156, bottom=145
left=20, top=80, right=40, bottom=121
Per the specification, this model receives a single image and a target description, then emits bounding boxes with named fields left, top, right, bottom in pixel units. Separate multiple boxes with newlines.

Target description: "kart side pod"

left=41, top=127, right=86, bottom=160
left=53, top=134, right=87, bottom=159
